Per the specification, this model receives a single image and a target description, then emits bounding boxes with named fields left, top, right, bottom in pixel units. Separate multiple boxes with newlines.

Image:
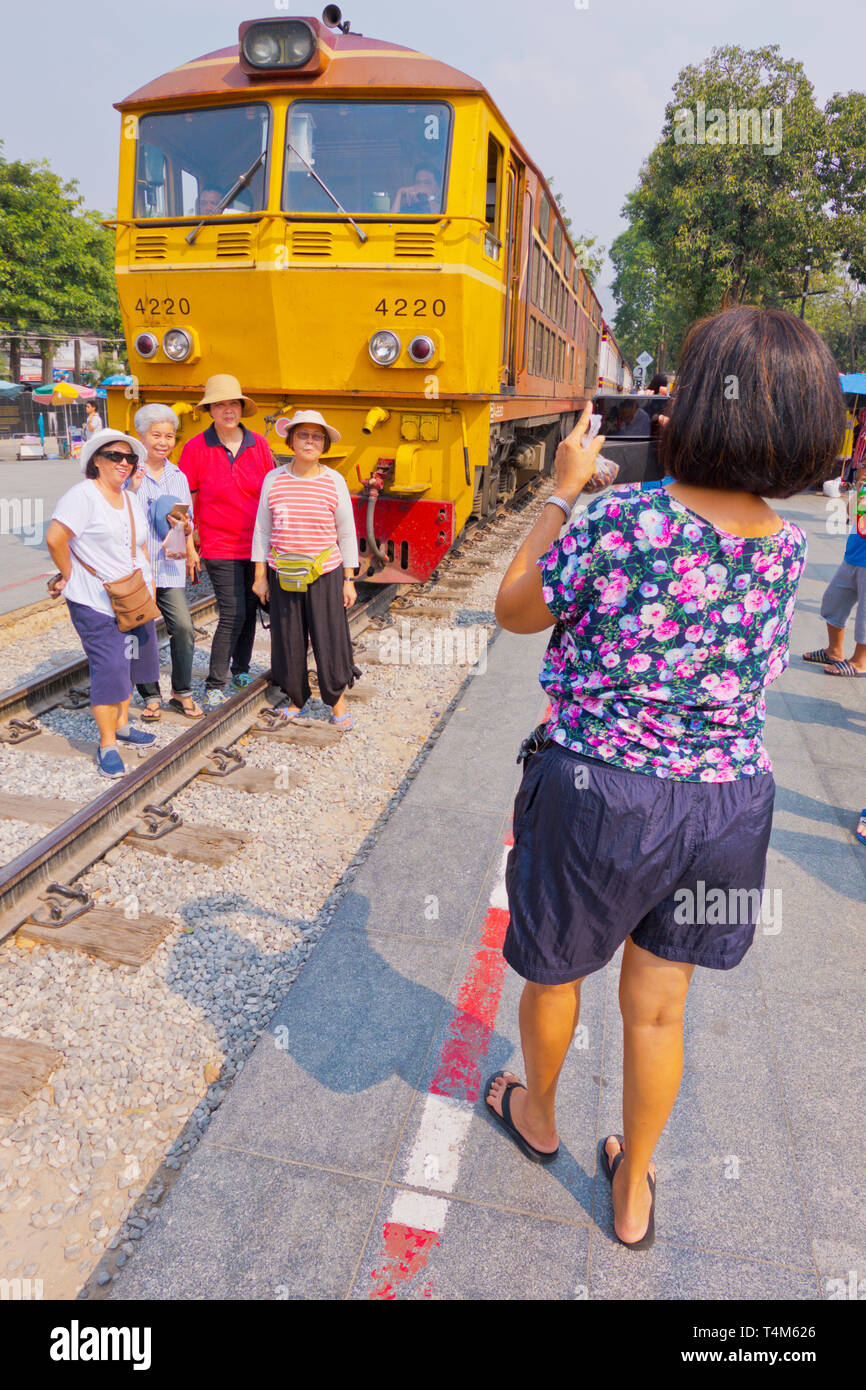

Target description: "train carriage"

left=108, top=9, right=622, bottom=582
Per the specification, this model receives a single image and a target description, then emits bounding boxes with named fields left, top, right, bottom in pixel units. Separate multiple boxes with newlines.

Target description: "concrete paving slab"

left=753, top=848, right=866, bottom=997
left=109, top=1144, right=382, bottom=1300
left=327, top=804, right=506, bottom=941
left=351, top=1188, right=591, bottom=1300
left=201, top=928, right=465, bottom=1180
left=587, top=1242, right=818, bottom=1300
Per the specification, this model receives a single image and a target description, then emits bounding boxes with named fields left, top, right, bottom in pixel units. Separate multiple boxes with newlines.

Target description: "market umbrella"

left=0, top=379, right=23, bottom=399
left=32, top=381, right=96, bottom=451
left=99, top=374, right=134, bottom=386
left=840, top=373, right=866, bottom=400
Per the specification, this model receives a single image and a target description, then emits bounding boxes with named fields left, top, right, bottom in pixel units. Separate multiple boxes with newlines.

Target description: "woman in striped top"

left=251, top=411, right=361, bottom=728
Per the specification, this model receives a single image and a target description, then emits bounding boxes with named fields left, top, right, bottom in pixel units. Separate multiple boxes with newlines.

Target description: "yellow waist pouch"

left=271, top=547, right=333, bottom=593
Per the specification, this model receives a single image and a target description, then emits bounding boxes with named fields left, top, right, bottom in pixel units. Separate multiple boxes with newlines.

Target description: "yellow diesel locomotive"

left=108, top=8, right=610, bottom=582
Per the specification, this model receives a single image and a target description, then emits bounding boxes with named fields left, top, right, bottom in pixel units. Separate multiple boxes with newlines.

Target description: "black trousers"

left=203, top=559, right=258, bottom=690
left=269, top=565, right=361, bottom=708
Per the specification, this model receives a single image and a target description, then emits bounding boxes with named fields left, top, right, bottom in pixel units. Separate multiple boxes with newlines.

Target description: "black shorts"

left=503, top=744, right=776, bottom=984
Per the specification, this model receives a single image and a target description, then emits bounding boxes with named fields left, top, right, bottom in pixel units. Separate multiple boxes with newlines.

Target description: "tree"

left=609, top=214, right=692, bottom=371
left=804, top=264, right=866, bottom=372
left=819, top=91, right=866, bottom=285
left=0, top=143, right=121, bottom=383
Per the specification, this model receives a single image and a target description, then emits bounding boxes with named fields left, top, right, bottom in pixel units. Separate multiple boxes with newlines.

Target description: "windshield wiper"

left=286, top=141, right=368, bottom=245
left=185, top=150, right=266, bottom=246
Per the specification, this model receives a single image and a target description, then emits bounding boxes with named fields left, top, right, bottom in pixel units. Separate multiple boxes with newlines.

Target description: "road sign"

left=636, top=351, right=653, bottom=370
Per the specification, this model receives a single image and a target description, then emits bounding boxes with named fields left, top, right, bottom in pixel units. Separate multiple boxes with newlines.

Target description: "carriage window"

left=553, top=222, right=563, bottom=261
left=539, top=193, right=550, bottom=241
left=284, top=101, right=451, bottom=215
left=135, top=105, right=270, bottom=218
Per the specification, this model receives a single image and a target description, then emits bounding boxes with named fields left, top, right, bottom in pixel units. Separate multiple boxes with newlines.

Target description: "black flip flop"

left=600, top=1134, right=656, bottom=1251
left=167, top=697, right=205, bottom=719
left=802, top=649, right=835, bottom=665
left=483, top=1072, right=559, bottom=1165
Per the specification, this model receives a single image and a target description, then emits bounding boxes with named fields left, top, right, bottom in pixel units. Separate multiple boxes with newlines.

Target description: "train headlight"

left=240, top=20, right=316, bottom=70
left=408, top=335, right=435, bottom=365
left=163, top=329, right=193, bottom=362
left=134, top=332, right=159, bottom=360
left=369, top=331, right=401, bottom=366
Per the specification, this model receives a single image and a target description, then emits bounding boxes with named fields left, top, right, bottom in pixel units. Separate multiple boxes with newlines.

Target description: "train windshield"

left=134, top=105, right=270, bottom=218
left=284, top=102, right=451, bottom=215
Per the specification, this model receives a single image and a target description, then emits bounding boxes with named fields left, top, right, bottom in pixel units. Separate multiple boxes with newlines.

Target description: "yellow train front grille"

left=291, top=229, right=334, bottom=257
left=394, top=231, right=436, bottom=258
left=215, top=230, right=253, bottom=258
left=133, top=233, right=167, bottom=262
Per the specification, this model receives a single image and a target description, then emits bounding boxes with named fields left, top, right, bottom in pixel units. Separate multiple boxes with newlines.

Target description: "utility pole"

left=799, top=265, right=811, bottom=320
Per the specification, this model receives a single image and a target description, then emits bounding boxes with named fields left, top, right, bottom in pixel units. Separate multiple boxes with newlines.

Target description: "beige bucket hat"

left=275, top=409, right=341, bottom=446
left=197, top=374, right=258, bottom=417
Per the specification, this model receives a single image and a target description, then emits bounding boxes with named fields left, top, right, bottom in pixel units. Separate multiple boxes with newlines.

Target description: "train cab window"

left=484, top=136, right=503, bottom=257
left=539, top=193, right=550, bottom=241
left=283, top=101, right=451, bottom=216
left=134, top=105, right=270, bottom=218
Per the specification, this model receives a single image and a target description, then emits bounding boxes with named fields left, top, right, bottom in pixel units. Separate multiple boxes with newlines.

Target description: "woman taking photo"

left=129, top=403, right=202, bottom=719
left=488, top=307, right=844, bottom=1249
left=251, top=410, right=360, bottom=728
left=46, top=429, right=161, bottom=778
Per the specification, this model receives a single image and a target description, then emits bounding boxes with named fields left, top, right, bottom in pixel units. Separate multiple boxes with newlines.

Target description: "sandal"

left=600, top=1135, right=656, bottom=1251
left=824, top=660, right=866, bottom=677
left=483, top=1072, right=559, bottom=1165
left=331, top=711, right=354, bottom=731
left=274, top=705, right=305, bottom=721
left=140, top=700, right=162, bottom=721
left=803, top=649, right=838, bottom=665
left=167, top=695, right=205, bottom=719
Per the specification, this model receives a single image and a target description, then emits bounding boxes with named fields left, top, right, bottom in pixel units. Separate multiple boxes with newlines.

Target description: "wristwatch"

left=546, top=496, right=575, bottom=523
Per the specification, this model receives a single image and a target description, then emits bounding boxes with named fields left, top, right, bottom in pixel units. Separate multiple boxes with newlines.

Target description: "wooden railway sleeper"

left=0, top=717, right=42, bottom=745
left=203, top=746, right=246, bottom=777
left=30, top=881, right=94, bottom=928
left=130, top=803, right=183, bottom=840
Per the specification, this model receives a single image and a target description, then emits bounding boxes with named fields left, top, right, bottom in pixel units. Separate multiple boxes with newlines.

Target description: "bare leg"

left=826, top=638, right=866, bottom=673
left=821, top=623, right=846, bottom=667
left=331, top=690, right=348, bottom=719
left=486, top=978, right=583, bottom=1153
left=92, top=703, right=123, bottom=749
left=609, top=937, right=695, bottom=1243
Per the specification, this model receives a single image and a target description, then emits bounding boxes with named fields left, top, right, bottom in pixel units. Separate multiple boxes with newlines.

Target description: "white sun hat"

left=80, top=428, right=148, bottom=474
left=274, top=409, right=341, bottom=446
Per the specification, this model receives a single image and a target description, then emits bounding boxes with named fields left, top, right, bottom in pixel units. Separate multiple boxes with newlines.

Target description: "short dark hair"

left=661, top=307, right=845, bottom=497
left=85, top=458, right=99, bottom=478
left=286, top=423, right=330, bottom=454
left=647, top=372, right=671, bottom=393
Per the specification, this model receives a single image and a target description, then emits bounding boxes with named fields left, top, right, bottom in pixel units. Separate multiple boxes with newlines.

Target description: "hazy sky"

left=2, top=0, right=862, bottom=324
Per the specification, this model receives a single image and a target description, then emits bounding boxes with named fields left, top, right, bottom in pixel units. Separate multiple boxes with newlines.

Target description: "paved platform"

left=109, top=492, right=865, bottom=1301
left=0, top=460, right=79, bottom=614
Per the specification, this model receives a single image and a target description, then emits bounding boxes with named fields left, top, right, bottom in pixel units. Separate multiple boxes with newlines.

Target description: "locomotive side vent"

left=291, top=229, right=334, bottom=257
left=394, top=231, right=436, bottom=258
left=134, top=233, right=168, bottom=262
left=216, top=229, right=253, bottom=259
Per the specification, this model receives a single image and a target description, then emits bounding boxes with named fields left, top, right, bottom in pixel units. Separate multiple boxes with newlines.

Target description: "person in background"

left=84, top=399, right=103, bottom=435
left=803, top=458, right=866, bottom=677
left=393, top=164, right=441, bottom=213
left=609, top=399, right=652, bottom=437
left=45, top=429, right=159, bottom=777
left=197, top=188, right=224, bottom=215
left=128, top=404, right=203, bottom=718
left=647, top=372, right=673, bottom=395
left=251, top=410, right=360, bottom=729
left=489, top=307, right=844, bottom=1250
left=178, top=374, right=275, bottom=710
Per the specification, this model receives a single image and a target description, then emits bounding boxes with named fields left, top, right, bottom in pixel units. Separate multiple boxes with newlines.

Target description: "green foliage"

left=0, top=143, right=122, bottom=347
left=611, top=46, right=866, bottom=366
left=804, top=264, right=866, bottom=372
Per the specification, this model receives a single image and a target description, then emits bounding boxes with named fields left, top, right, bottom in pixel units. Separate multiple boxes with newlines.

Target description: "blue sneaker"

left=232, top=672, right=254, bottom=689
left=204, top=688, right=229, bottom=710
left=96, top=747, right=126, bottom=778
left=116, top=725, right=156, bottom=746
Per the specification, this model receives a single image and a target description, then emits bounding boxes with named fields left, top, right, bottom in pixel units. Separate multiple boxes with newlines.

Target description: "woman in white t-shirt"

left=46, top=429, right=162, bottom=778
left=84, top=400, right=103, bottom=434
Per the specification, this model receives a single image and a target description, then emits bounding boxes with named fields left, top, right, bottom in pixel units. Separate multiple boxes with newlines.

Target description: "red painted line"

left=0, top=571, right=55, bottom=595
left=368, top=1222, right=439, bottom=1300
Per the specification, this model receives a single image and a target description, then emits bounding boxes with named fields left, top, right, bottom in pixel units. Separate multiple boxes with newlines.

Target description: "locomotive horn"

left=322, top=5, right=350, bottom=31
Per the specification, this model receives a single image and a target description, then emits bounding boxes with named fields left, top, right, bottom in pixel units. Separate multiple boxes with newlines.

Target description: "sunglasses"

left=97, top=450, right=136, bottom=464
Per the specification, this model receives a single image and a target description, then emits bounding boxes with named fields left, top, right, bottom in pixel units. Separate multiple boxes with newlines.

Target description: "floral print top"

left=537, top=484, right=807, bottom=781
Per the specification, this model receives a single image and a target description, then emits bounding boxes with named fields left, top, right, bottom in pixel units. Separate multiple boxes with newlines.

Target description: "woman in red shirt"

left=179, top=374, right=275, bottom=709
